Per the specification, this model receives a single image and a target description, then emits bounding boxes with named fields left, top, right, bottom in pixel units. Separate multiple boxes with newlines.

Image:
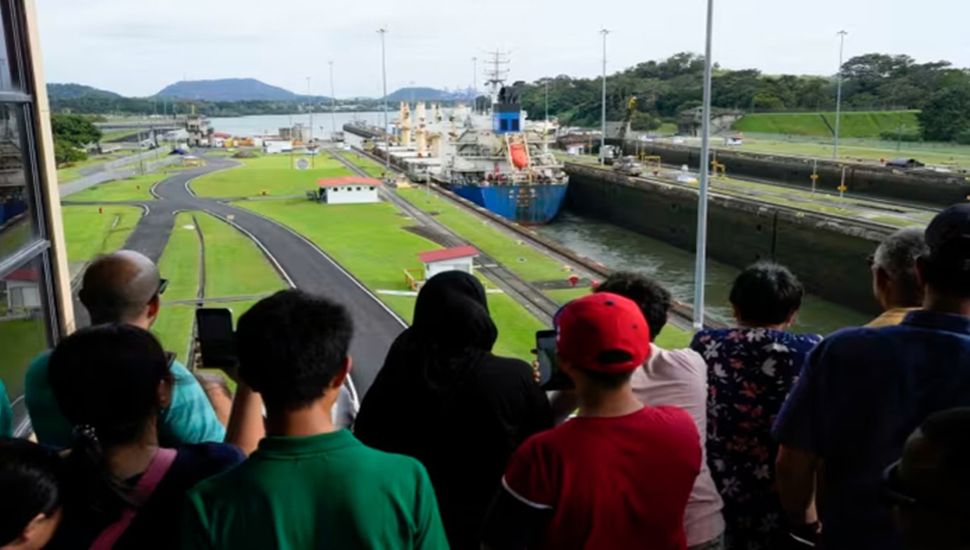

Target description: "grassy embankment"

left=56, top=150, right=132, bottom=184
left=153, top=212, right=286, bottom=362
left=732, top=111, right=920, bottom=138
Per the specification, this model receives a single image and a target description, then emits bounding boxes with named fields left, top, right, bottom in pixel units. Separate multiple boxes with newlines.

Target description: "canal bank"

left=564, top=162, right=892, bottom=315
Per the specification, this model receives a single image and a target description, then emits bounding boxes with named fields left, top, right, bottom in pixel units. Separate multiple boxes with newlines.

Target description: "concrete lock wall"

left=564, top=163, right=887, bottom=314
left=617, top=141, right=970, bottom=207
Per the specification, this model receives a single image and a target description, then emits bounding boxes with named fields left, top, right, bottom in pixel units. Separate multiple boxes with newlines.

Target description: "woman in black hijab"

left=355, top=271, right=552, bottom=549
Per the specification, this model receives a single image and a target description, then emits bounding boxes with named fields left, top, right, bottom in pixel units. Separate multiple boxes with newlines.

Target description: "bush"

left=54, top=137, right=86, bottom=166
left=956, top=129, right=970, bottom=145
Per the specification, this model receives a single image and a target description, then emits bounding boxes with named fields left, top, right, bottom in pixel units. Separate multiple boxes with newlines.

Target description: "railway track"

left=330, top=150, right=563, bottom=323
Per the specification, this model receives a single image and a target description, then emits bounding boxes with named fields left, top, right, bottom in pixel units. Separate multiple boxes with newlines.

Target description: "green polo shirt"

left=24, top=351, right=225, bottom=448
left=181, top=429, right=449, bottom=550
left=0, top=379, right=12, bottom=437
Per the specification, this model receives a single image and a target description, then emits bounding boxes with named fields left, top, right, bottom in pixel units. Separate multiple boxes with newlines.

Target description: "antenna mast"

left=484, top=49, right=510, bottom=109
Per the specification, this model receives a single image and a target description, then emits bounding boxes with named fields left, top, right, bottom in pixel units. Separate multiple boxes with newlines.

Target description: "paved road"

left=60, top=152, right=180, bottom=198
left=81, top=155, right=405, bottom=395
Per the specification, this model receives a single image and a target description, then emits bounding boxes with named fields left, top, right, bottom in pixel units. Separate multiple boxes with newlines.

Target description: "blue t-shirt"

left=24, top=351, right=225, bottom=448
left=0, top=379, right=11, bottom=437
left=773, top=310, right=970, bottom=550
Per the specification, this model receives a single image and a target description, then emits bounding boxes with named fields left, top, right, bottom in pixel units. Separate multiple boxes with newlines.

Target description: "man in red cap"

left=482, top=293, right=702, bottom=550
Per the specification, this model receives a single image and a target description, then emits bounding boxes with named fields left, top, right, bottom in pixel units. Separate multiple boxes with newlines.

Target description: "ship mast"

left=484, top=49, right=510, bottom=113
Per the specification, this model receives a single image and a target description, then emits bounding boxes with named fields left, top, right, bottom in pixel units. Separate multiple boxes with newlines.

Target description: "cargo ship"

left=431, top=83, right=568, bottom=225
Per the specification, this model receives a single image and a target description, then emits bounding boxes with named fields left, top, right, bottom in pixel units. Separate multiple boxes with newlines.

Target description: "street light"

left=472, top=56, right=478, bottom=110
left=692, top=0, right=715, bottom=331
left=833, top=30, right=848, bottom=160
left=599, top=28, right=609, bottom=164
left=328, top=60, right=338, bottom=139
left=378, top=27, right=390, bottom=176
left=306, top=76, right=313, bottom=143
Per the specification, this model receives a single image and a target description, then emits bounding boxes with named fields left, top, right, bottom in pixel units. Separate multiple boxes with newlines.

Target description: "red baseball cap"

left=555, top=292, right=651, bottom=373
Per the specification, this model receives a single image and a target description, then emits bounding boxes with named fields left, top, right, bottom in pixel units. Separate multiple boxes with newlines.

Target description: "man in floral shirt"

left=691, top=262, right=821, bottom=550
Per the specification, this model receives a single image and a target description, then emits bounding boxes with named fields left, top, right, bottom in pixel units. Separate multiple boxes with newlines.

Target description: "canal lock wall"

left=615, top=141, right=970, bottom=208
left=564, top=162, right=891, bottom=315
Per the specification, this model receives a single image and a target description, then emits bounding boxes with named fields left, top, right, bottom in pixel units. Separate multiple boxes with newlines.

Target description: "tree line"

left=518, top=52, right=970, bottom=142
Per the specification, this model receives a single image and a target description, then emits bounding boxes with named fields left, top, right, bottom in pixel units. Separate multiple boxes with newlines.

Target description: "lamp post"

left=472, top=56, right=478, bottom=111
left=599, top=28, right=609, bottom=164
left=378, top=27, right=390, bottom=176
left=692, top=0, right=715, bottom=331
left=833, top=30, right=848, bottom=160
left=306, top=76, right=313, bottom=143
left=328, top=60, right=337, bottom=139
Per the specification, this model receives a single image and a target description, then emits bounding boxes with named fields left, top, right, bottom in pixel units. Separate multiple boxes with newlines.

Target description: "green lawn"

left=0, top=219, right=30, bottom=258
left=338, top=151, right=387, bottom=178
left=239, top=198, right=546, bottom=361
left=61, top=205, right=142, bottom=263
left=190, top=154, right=353, bottom=198
left=100, top=129, right=139, bottom=142
left=153, top=305, right=195, bottom=362
left=158, top=212, right=201, bottom=302
left=397, top=188, right=571, bottom=282
left=732, top=110, right=919, bottom=138
left=194, top=213, right=286, bottom=298
left=68, top=168, right=185, bottom=202
left=726, top=136, right=970, bottom=169
left=0, top=318, right=49, bottom=397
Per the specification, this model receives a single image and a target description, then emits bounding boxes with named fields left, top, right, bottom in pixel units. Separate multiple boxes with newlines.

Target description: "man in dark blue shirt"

left=774, top=203, right=970, bottom=550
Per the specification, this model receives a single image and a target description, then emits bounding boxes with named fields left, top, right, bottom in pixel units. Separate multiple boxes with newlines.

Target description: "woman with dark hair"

left=355, top=271, right=552, bottom=549
left=45, top=324, right=243, bottom=549
left=690, top=262, right=822, bottom=550
left=0, top=438, right=63, bottom=549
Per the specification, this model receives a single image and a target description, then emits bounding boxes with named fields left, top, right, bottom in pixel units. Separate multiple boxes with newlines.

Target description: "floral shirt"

left=691, top=328, right=822, bottom=550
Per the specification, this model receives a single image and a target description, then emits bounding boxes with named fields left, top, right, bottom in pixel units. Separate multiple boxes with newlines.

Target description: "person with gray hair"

left=868, top=226, right=929, bottom=327
left=24, top=250, right=226, bottom=448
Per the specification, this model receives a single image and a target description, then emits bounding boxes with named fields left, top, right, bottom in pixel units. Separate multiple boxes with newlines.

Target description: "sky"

left=35, top=0, right=970, bottom=99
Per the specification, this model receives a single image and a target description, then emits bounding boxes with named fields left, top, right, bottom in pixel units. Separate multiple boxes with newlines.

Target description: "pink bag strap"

left=89, top=448, right=178, bottom=550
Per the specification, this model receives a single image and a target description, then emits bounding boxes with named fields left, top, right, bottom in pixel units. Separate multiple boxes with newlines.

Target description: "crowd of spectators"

left=2, top=204, right=970, bottom=549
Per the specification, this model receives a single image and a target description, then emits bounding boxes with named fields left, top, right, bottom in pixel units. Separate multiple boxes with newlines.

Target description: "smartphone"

left=195, top=308, right=237, bottom=369
left=536, top=329, right=572, bottom=390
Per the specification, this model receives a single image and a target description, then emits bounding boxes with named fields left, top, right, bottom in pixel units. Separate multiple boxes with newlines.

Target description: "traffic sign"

left=295, top=158, right=310, bottom=170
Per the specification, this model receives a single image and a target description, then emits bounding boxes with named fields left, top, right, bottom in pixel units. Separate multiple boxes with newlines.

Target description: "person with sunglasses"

left=884, top=407, right=970, bottom=550
left=24, top=250, right=226, bottom=449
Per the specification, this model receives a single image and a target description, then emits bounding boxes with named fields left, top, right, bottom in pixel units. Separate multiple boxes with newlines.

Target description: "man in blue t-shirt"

left=24, top=250, right=224, bottom=448
left=774, top=204, right=970, bottom=550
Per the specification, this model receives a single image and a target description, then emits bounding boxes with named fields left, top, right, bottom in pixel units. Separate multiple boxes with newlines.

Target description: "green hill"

left=732, top=110, right=920, bottom=138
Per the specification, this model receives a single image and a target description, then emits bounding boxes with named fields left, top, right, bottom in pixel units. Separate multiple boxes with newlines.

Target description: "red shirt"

left=502, top=406, right=701, bottom=550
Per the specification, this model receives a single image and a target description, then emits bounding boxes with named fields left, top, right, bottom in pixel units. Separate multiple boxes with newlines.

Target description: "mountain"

left=47, top=83, right=121, bottom=100
left=154, top=78, right=301, bottom=102
left=386, top=86, right=475, bottom=102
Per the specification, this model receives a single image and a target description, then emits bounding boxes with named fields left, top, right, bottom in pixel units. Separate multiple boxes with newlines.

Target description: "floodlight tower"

left=378, top=27, right=390, bottom=175
left=599, top=28, right=609, bottom=165
left=833, top=30, right=848, bottom=160
left=692, top=0, right=715, bottom=330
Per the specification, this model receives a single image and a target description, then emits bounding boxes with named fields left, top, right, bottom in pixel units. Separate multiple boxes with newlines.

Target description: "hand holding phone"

left=195, top=308, right=238, bottom=376
left=536, top=329, right=572, bottom=390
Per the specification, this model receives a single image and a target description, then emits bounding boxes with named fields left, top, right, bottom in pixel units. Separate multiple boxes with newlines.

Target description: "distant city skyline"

left=37, top=0, right=970, bottom=98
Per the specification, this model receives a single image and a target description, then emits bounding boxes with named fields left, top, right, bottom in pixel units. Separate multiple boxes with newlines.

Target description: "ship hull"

left=443, top=183, right=567, bottom=225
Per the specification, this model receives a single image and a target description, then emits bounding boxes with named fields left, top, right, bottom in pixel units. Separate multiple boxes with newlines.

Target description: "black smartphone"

left=536, top=329, right=572, bottom=390
left=195, top=308, right=237, bottom=369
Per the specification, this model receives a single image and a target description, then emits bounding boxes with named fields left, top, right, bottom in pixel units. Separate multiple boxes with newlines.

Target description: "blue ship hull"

left=443, top=183, right=567, bottom=225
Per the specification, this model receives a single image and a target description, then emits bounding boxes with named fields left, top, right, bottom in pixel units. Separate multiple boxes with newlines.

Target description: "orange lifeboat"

left=509, top=142, right=529, bottom=169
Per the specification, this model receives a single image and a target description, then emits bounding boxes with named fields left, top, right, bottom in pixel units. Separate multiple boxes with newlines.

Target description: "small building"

left=182, top=155, right=203, bottom=167
left=2, top=267, right=40, bottom=310
left=263, top=139, right=294, bottom=154
left=317, top=175, right=381, bottom=205
left=418, top=246, right=480, bottom=279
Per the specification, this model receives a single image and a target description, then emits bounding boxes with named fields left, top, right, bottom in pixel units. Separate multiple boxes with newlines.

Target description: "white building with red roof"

left=317, top=176, right=382, bottom=205
left=418, top=245, right=479, bottom=279
left=2, top=267, right=40, bottom=311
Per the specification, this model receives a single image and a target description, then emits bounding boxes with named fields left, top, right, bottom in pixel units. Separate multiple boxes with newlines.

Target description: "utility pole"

left=472, top=56, right=478, bottom=111
left=833, top=30, right=848, bottom=160
left=306, top=76, right=313, bottom=143
left=378, top=27, right=390, bottom=176
left=545, top=80, right=549, bottom=123
left=692, top=0, right=715, bottom=331
left=599, top=28, right=609, bottom=164
left=328, top=60, right=337, bottom=140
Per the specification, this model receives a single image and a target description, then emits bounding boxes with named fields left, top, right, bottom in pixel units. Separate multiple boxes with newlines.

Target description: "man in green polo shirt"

left=181, top=290, right=448, bottom=549
left=24, top=250, right=224, bottom=447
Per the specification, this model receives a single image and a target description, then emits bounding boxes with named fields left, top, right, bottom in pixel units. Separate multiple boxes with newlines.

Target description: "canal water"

left=209, top=111, right=385, bottom=137
left=537, top=212, right=870, bottom=336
